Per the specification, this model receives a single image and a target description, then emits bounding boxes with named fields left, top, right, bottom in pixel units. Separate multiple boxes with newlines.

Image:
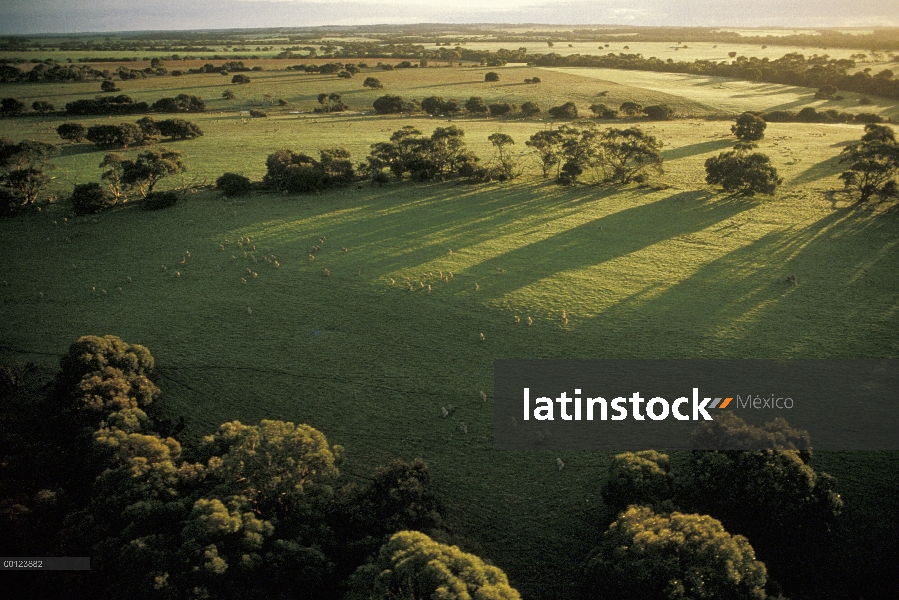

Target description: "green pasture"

left=2, top=59, right=899, bottom=598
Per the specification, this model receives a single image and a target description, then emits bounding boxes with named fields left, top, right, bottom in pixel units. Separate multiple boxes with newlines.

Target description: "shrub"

left=372, top=94, right=413, bottom=114
left=70, top=182, right=116, bottom=215
left=465, top=96, right=489, bottom=114
left=143, top=190, right=179, bottom=210
left=100, top=80, right=119, bottom=92
left=619, top=101, right=643, bottom=116
left=705, top=147, right=782, bottom=195
left=156, top=118, right=203, bottom=139
left=363, top=77, right=383, bottom=89
left=86, top=123, right=152, bottom=149
left=484, top=71, right=500, bottom=82
left=57, top=122, right=88, bottom=142
left=643, top=104, right=673, bottom=120
left=216, top=172, right=251, bottom=197
left=231, top=74, right=251, bottom=84
left=1, top=97, right=26, bottom=116
left=520, top=101, right=541, bottom=116
left=249, top=109, right=267, bottom=118
left=66, top=95, right=148, bottom=116
left=815, top=84, right=838, bottom=99
left=151, top=94, right=205, bottom=113
left=488, top=102, right=512, bottom=116
left=589, top=103, right=617, bottom=119
left=548, top=101, right=578, bottom=119
left=337, top=71, right=352, bottom=79
left=31, top=100, right=55, bottom=114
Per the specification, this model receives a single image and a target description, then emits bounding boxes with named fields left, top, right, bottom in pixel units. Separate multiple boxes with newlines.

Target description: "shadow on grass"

left=790, top=155, right=844, bottom=186
left=661, top=138, right=734, bottom=160
left=586, top=205, right=899, bottom=357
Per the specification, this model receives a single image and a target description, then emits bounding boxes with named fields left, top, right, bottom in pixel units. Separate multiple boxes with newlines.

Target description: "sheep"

left=427, top=284, right=432, bottom=293
left=512, top=315, right=520, bottom=324
left=308, top=254, right=315, bottom=261
left=322, top=268, right=331, bottom=277
left=479, top=332, right=486, bottom=341
left=556, top=458, right=565, bottom=471
left=459, top=422, right=468, bottom=434
left=247, top=307, right=252, bottom=315
left=441, top=407, right=449, bottom=418
left=389, top=278, right=395, bottom=285
left=480, top=391, right=487, bottom=402
left=126, top=276, right=132, bottom=283
left=240, top=277, right=247, bottom=284
left=527, top=316, right=533, bottom=326
left=474, top=282, right=479, bottom=291
left=342, top=247, right=348, bottom=253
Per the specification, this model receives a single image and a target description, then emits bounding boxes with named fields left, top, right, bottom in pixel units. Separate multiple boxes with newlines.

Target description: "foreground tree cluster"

left=0, top=335, right=520, bottom=600
left=587, top=414, right=844, bottom=599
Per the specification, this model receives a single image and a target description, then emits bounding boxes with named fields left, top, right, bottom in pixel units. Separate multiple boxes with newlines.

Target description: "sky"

left=0, top=0, right=896, bottom=35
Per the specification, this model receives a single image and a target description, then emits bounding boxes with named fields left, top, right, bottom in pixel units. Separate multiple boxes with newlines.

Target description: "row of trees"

left=57, top=117, right=203, bottom=148
left=63, top=93, right=205, bottom=116
left=369, top=94, right=675, bottom=122
left=532, top=50, right=899, bottom=101
left=1, top=335, right=519, bottom=599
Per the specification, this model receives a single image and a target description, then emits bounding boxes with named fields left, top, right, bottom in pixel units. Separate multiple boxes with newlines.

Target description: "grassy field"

left=2, top=59, right=899, bottom=598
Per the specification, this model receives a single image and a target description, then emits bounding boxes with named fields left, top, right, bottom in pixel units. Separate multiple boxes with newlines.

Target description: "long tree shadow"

left=789, top=155, right=844, bottom=186
left=457, top=190, right=753, bottom=301
left=662, top=138, right=734, bottom=160
left=585, top=205, right=899, bottom=358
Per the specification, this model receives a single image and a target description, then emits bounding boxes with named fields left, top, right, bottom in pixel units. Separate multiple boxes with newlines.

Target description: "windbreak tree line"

left=0, top=335, right=520, bottom=600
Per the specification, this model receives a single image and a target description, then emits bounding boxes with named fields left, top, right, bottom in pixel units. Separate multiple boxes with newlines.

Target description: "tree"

left=100, top=80, right=119, bottom=92
left=583, top=506, right=769, bottom=600
left=57, top=122, right=88, bottom=142
left=838, top=123, right=899, bottom=201
left=70, top=182, right=116, bottom=215
left=31, top=100, right=55, bottom=114
left=57, top=334, right=154, bottom=393
left=596, top=126, right=664, bottom=184
left=121, top=148, right=186, bottom=197
left=548, top=101, right=578, bottom=119
left=362, top=76, right=382, bottom=89
left=100, top=153, right=128, bottom=203
left=0, top=139, right=58, bottom=214
left=601, top=450, right=675, bottom=516
left=705, top=145, right=782, bottom=196
left=681, top=414, right=843, bottom=590
left=216, top=172, right=251, bottom=197
left=526, top=129, right=564, bottom=177
left=231, top=74, right=251, bottom=84
left=465, top=96, right=489, bottom=114
left=346, top=531, right=521, bottom=600
left=489, top=132, right=517, bottom=179
left=732, top=111, right=767, bottom=141
left=484, top=71, right=500, bottom=82
left=221, top=89, right=235, bottom=100
left=1, top=97, right=25, bottom=116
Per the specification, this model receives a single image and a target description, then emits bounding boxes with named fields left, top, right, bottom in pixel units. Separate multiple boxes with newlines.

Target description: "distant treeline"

left=531, top=52, right=899, bottom=100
